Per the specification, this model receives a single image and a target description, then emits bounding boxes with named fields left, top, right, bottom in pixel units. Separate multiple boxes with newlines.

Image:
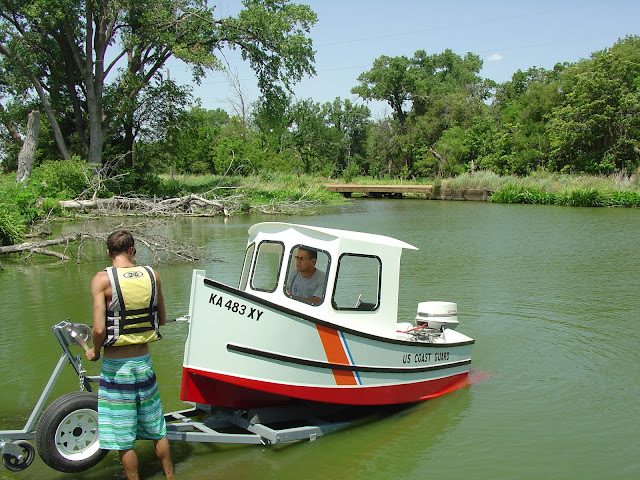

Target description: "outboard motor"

left=415, top=301, right=459, bottom=330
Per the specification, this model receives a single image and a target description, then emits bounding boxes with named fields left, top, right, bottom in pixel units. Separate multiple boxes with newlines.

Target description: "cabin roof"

left=248, top=222, right=418, bottom=252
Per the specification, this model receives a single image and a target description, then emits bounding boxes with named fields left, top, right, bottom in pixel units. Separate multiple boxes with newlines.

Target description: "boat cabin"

left=237, top=222, right=418, bottom=339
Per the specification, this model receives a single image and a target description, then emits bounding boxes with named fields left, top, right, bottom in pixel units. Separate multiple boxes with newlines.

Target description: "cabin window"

left=250, top=241, right=284, bottom=292
left=284, top=245, right=330, bottom=305
left=332, top=254, right=380, bottom=311
left=239, top=243, right=255, bottom=290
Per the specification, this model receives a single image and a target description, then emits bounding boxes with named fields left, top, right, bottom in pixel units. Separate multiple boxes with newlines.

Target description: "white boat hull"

left=181, top=276, right=474, bottom=408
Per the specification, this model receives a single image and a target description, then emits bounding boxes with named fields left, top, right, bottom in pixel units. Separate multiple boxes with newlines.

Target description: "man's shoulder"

left=93, top=269, right=108, bottom=280
left=91, top=269, right=109, bottom=287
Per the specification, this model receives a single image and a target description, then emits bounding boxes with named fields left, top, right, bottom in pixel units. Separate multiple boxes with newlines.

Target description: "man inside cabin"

left=85, top=230, right=174, bottom=480
left=286, top=247, right=326, bottom=305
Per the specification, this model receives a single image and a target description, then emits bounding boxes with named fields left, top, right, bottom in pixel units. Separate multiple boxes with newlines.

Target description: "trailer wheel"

left=2, top=440, right=36, bottom=472
left=35, top=391, right=108, bottom=473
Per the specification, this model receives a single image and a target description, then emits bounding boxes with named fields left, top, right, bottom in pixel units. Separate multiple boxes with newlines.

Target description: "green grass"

left=484, top=170, right=640, bottom=207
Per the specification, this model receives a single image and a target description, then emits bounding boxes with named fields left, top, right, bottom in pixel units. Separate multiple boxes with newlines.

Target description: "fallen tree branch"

left=26, top=248, right=71, bottom=261
left=0, top=223, right=207, bottom=264
left=0, top=233, right=86, bottom=254
left=59, top=194, right=231, bottom=217
left=59, top=192, right=320, bottom=218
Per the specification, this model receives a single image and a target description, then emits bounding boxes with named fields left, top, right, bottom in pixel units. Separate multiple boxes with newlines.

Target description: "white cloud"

left=486, top=53, right=503, bottom=62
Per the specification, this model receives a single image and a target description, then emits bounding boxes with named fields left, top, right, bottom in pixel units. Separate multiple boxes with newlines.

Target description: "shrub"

left=609, top=191, right=640, bottom=207
left=104, top=167, right=167, bottom=197
left=557, top=188, right=607, bottom=207
left=30, top=157, right=89, bottom=198
left=489, top=183, right=525, bottom=204
left=2, top=182, right=40, bottom=223
left=0, top=205, right=25, bottom=246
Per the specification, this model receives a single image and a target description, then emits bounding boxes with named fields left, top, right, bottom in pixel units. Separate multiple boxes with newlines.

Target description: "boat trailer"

left=0, top=321, right=363, bottom=473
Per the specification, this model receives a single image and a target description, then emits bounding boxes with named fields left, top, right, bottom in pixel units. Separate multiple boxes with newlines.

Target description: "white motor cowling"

left=415, top=301, right=458, bottom=330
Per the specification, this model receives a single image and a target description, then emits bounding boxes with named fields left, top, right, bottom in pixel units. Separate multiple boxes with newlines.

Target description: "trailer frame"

left=1, top=320, right=364, bottom=473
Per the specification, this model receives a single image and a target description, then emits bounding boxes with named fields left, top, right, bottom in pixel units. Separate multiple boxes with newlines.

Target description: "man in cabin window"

left=85, top=230, right=174, bottom=479
left=286, top=247, right=326, bottom=305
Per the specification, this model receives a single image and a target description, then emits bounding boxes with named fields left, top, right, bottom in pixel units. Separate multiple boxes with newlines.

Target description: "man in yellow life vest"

left=86, top=230, right=174, bottom=480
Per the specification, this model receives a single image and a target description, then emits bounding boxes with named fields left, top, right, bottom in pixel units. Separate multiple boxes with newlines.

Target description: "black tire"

left=2, top=440, right=36, bottom=472
left=35, top=391, right=108, bottom=473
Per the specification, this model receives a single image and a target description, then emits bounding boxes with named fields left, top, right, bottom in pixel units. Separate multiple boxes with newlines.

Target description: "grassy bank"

left=3, top=168, right=639, bottom=247
left=459, top=171, right=640, bottom=207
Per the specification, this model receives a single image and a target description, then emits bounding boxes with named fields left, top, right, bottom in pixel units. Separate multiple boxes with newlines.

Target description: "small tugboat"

left=181, top=222, right=474, bottom=408
left=0, top=223, right=476, bottom=474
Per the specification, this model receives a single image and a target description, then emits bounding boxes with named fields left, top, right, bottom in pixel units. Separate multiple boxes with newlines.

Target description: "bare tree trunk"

left=0, top=102, right=22, bottom=143
left=0, top=42, right=71, bottom=161
left=15, top=110, right=41, bottom=184
left=25, top=71, right=72, bottom=161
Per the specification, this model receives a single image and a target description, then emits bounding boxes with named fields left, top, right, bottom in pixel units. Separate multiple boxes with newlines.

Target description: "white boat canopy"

left=239, top=222, right=418, bottom=338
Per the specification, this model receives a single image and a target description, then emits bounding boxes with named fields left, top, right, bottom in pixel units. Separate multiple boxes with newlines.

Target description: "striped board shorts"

left=98, top=354, right=167, bottom=450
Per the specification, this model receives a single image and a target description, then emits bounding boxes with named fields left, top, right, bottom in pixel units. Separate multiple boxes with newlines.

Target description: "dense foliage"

left=0, top=0, right=316, bottom=167
left=145, top=35, right=639, bottom=179
left=5, top=28, right=640, bottom=180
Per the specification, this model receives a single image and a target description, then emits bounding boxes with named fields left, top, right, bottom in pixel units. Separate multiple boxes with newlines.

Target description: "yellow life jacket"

left=103, top=265, right=161, bottom=347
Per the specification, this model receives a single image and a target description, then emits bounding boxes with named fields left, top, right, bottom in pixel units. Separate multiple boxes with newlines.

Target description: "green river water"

left=1, top=199, right=639, bottom=479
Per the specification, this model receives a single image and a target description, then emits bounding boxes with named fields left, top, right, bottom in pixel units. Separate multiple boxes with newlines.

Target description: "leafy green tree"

left=0, top=0, right=316, bottom=170
left=352, top=55, right=413, bottom=127
left=365, top=118, right=399, bottom=177
left=252, top=93, right=293, bottom=155
left=410, top=49, right=486, bottom=116
left=548, top=35, right=640, bottom=173
left=491, top=65, right=565, bottom=174
left=213, top=116, right=264, bottom=175
left=354, top=49, right=486, bottom=176
left=324, top=97, right=371, bottom=176
left=288, top=98, right=331, bottom=174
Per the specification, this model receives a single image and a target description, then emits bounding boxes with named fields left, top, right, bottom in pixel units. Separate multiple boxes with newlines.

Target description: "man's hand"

left=85, top=347, right=100, bottom=362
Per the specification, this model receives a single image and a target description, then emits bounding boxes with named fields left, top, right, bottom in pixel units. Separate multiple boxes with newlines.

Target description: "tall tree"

left=487, top=65, right=565, bottom=173
left=288, top=98, right=328, bottom=174
left=351, top=55, right=413, bottom=127
left=0, top=0, right=317, bottom=168
left=324, top=97, right=371, bottom=174
left=353, top=49, right=486, bottom=175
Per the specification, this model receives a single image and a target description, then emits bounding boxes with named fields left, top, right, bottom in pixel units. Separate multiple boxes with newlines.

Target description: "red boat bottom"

left=180, top=367, right=470, bottom=409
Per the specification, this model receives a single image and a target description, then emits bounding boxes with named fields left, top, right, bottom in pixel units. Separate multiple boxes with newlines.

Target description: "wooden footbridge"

left=323, top=183, right=433, bottom=198
left=323, top=183, right=492, bottom=201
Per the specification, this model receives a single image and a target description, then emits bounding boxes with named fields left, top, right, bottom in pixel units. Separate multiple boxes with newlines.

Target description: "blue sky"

left=166, top=0, right=640, bottom=118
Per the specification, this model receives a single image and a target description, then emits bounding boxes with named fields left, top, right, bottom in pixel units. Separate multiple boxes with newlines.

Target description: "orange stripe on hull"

left=316, top=325, right=358, bottom=385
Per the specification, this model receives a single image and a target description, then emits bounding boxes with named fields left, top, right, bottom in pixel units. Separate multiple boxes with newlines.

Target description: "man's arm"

left=309, top=270, right=326, bottom=304
left=86, top=272, right=108, bottom=361
left=155, top=270, right=167, bottom=326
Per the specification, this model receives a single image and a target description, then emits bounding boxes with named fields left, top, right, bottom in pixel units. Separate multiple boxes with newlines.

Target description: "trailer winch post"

left=1, top=320, right=97, bottom=469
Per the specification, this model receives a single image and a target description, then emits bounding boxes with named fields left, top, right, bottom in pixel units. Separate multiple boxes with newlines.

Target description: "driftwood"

left=0, top=232, right=87, bottom=254
left=59, top=192, right=320, bottom=217
left=0, top=226, right=206, bottom=264
left=59, top=193, right=231, bottom=216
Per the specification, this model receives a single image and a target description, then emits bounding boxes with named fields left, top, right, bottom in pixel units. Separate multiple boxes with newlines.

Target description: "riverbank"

left=2, top=169, right=640, bottom=248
